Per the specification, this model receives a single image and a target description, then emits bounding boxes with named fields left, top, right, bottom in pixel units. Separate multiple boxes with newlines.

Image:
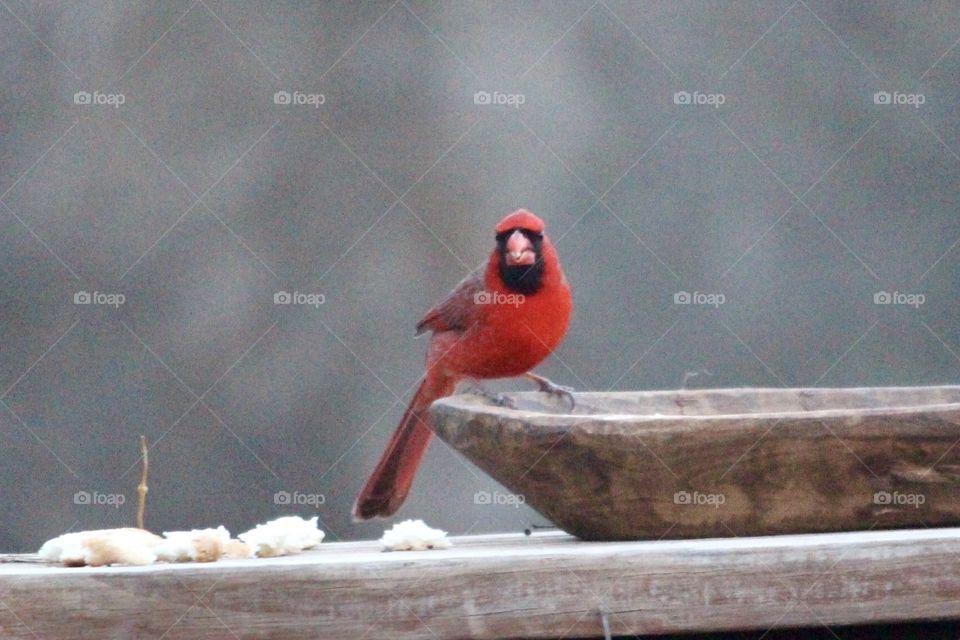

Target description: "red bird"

left=353, top=209, right=573, bottom=520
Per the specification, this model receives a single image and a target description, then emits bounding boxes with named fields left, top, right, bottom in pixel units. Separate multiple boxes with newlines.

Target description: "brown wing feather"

left=415, top=269, right=484, bottom=336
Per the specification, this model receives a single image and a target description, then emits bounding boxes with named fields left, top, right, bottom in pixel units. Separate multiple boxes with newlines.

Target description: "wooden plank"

left=2, top=529, right=960, bottom=639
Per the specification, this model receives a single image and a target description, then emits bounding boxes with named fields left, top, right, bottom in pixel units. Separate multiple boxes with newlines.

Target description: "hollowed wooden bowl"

left=430, top=386, right=960, bottom=541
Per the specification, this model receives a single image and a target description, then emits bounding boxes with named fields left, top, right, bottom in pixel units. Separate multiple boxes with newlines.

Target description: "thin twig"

left=600, top=607, right=611, bottom=640
left=136, top=435, right=149, bottom=530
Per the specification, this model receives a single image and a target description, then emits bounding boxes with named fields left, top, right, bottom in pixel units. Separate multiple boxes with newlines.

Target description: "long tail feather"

left=352, top=375, right=452, bottom=520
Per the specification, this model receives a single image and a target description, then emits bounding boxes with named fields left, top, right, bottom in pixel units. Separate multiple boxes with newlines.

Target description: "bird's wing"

left=415, top=268, right=485, bottom=336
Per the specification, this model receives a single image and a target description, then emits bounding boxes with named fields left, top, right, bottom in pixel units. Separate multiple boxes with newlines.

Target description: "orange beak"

left=505, top=230, right=536, bottom=266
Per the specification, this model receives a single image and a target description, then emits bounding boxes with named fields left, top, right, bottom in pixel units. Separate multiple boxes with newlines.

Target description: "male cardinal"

left=353, top=209, right=573, bottom=520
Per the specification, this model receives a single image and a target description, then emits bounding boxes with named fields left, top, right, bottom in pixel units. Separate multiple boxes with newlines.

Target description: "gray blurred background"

left=1, top=0, right=959, bottom=553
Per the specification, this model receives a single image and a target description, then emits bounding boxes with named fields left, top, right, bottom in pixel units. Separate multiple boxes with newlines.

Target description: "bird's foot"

left=523, top=373, right=576, bottom=409
left=464, top=382, right=517, bottom=409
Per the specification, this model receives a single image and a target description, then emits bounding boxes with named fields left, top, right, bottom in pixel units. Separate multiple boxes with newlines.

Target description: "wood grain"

left=431, top=386, right=960, bottom=540
left=3, top=529, right=960, bottom=638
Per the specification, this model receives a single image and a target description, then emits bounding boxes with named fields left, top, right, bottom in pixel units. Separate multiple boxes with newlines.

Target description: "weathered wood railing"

left=2, top=528, right=960, bottom=638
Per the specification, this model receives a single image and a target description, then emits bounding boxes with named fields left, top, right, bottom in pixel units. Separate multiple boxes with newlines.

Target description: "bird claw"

left=465, top=383, right=517, bottom=409
left=546, top=387, right=576, bottom=410
left=534, top=378, right=576, bottom=409
left=490, top=393, right=517, bottom=409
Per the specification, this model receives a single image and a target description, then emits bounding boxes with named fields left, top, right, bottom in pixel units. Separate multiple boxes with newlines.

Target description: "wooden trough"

left=431, top=386, right=960, bottom=540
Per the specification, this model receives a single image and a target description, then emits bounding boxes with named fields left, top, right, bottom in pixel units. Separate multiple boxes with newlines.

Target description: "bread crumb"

left=155, top=526, right=231, bottom=563
left=238, top=516, right=325, bottom=557
left=380, top=519, right=451, bottom=551
left=38, top=528, right=162, bottom=566
left=223, top=539, right=254, bottom=559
